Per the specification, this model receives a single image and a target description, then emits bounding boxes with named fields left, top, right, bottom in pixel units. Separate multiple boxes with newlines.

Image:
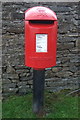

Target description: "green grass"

left=2, top=90, right=80, bottom=118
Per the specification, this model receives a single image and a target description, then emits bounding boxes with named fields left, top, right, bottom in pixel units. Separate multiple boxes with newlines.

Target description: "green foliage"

left=2, top=90, right=80, bottom=118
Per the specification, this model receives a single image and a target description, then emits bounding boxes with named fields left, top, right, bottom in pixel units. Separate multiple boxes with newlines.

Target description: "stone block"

left=70, top=57, right=79, bottom=63
left=17, top=82, right=27, bottom=87
left=50, top=6, right=70, bottom=12
left=52, top=67, right=62, bottom=73
left=70, top=48, right=78, bottom=54
left=45, top=78, right=61, bottom=83
left=6, top=65, right=16, bottom=74
left=18, top=85, right=30, bottom=95
left=69, top=66, right=78, bottom=73
left=3, top=83, right=16, bottom=89
left=2, top=87, right=18, bottom=94
left=6, top=26, right=24, bottom=34
left=57, top=42, right=74, bottom=51
left=45, top=70, right=56, bottom=79
left=70, top=24, right=78, bottom=33
left=2, top=12, right=11, bottom=20
left=76, top=39, right=79, bottom=47
left=74, top=71, right=80, bottom=76
left=58, top=36, right=77, bottom=42
left=2, top=74, right=19, bottom=80
left=11, top=12, right=24, bottom=20
left=67, top=33, right=78, bottom=37
left=57, top=50, right=69, bottom=57
left=61, top=57, right=70, bottom=64
left=15, top=65, right=29, bottom=70
left=2, top=21, right=24, bottom=34
left=2, top=79, right=11, bottom=84
left=27, top=80, right=33, bottom=85
left=55, top=71, right=73, bottom=78
left=59, top=23, right=70, bottom=34
left=19, top=76, right=32, bottom=81
left=16, top=69, right=30, bottom=74
left=72, top=18, right=78, bottom=26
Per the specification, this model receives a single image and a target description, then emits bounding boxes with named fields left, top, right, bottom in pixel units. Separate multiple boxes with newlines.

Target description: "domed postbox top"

left=25, top=6, right=57, bottom=21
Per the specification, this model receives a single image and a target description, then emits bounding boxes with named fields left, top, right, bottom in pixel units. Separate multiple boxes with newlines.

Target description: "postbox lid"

left=25, top=6, right=57, bottom=21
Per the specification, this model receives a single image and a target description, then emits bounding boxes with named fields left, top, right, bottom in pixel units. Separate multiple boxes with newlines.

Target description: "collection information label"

left=36, top=34, right=47, bottom=52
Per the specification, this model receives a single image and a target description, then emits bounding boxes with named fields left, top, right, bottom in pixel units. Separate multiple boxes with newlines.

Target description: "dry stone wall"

left=2, top=2, right=80, bottom=98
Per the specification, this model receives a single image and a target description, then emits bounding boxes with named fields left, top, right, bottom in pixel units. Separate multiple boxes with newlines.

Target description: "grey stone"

left=26, top=73, right=31, bottom=77
left=70, top=57, right=79, bottom=63
left=2, top=88, right=18, bottom=94
left=59, top=22, right=70, bottom=34
left=52, top=67, right=58, bottom=72
left=45, top=78, right=61, bottom=83
left=61, top=57, right=70, bottom=64
left=50, top=6, right=70, bottom=12
left=57, top=50, right=69, bottom=57
left=69, top=66, right=78, bottom=73
left=18, top=85, right=30, bottom=95
left=11, top=12, right=24, bottom=20
left=27, top=80, right=33, bottom=85
left=55, top=71, right=73, bottom=78
left=2, top=79, right=11, bottom=84
left=62, top=67, right=69, bottom=71
left=70, top=25, right=78, bottom=33
left=76, top=39, right=79, bottom=47
left=11, top=79, right=19, bottom=83
left=45, top=70, right=56, bottom=78
left=58, top=14, right=72, bottom=23
left=67, top=33, right=78, bottom=37
left=3, top=74, right=19, bottom=80
left=17, top=82, right=27, bottom=87
left=52, top=67, right=62, bottom=73
left=70, top=48, right=78, bottom=54
left=72, top=18, right=78, bottom=26
left=3, top=83, right=16, bottom=89
left=19, top=73, right=27, bottom=77
left=78, top=20, right=80, bottom=25
left=74, top=71, right=80, bottom=76
left=6, top=26, right=24, bottom=34
left=56, top=60, right=61, bottom=65
left=6, top=65, right=16, bottom=74
left=15, top=65, right=29, bottom=70
left=16, top=69, right=30, bottom=74
left=19, top=76, right=32, bottom=81
left=18, top=88, right=28, bottom=94
left=57, top=42, right=74, bottom=51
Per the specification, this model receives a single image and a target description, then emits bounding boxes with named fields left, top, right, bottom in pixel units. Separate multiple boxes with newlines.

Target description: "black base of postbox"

left=33, top=69, right=45, bottom=114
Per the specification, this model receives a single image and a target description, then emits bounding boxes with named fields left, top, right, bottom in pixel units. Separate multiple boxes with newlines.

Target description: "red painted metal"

left=25, top=6, right=57, bottom=21
left=25, top=6, right=58, bottom=69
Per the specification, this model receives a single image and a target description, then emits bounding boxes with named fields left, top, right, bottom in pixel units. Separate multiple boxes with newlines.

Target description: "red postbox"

left=25, top=6, right=58, bottom=69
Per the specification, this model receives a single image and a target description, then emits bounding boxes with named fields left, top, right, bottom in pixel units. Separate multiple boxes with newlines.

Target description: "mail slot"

left=25, top=6, right=58, bottom=69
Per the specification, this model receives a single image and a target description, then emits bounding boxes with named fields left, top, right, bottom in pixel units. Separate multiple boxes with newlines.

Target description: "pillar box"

left=24, top=6, right=58, bottom=114
left=25, top=6, right=58, bottom=69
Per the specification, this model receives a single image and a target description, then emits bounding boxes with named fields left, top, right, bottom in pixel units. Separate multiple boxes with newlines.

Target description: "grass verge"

left=2, top=90, right=80, bottom=118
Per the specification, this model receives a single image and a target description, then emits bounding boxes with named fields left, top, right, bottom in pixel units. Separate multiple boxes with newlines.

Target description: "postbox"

left=25, top=6, right=58, bottom=69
